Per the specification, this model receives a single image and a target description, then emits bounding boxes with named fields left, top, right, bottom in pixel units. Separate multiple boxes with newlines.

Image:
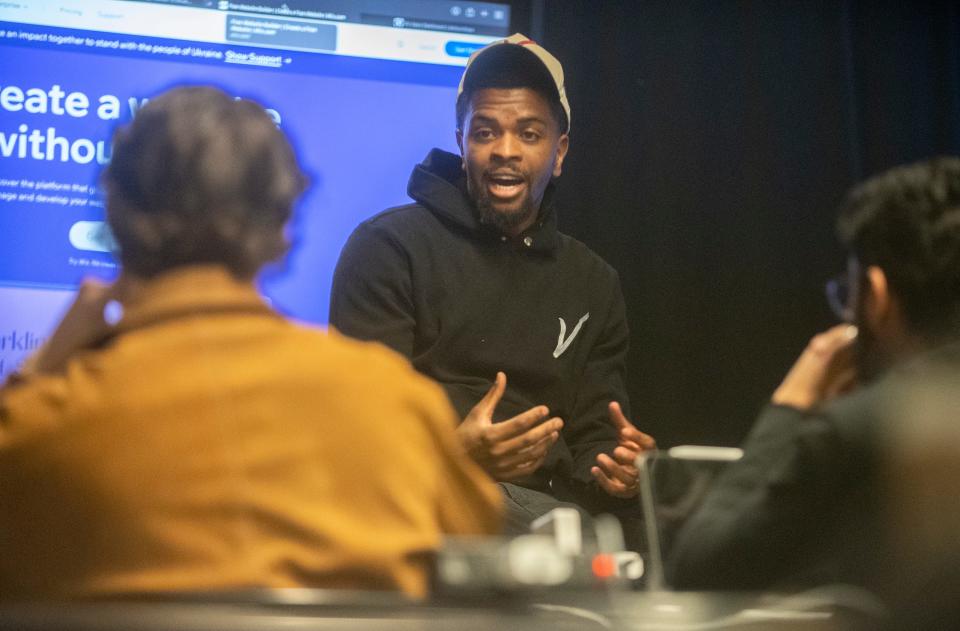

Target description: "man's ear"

left=863, top=264, right=920, bottom=360
left=863, top=266, right=891, bottom=326
left=553, top=133, right=570, bottom=178
left=863, top=265, right=910, bottom=340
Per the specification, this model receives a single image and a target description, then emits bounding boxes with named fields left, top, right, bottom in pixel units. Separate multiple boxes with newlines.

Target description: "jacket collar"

left=407, top=148, right=560, bottom=255
left=112, top=265, right=276, bottom=338
left=890, top=337, right=960, bottom=378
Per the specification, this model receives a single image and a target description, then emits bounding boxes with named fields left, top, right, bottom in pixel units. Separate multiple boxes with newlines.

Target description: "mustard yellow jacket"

left=0, top=266, right=501, bottom=601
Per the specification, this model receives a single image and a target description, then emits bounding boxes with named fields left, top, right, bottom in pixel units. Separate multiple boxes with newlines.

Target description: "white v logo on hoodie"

left=553, top=312, right=590, bottom=358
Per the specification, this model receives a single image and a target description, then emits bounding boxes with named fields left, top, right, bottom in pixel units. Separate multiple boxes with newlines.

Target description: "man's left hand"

left=591, top=401, right=656, bottom=498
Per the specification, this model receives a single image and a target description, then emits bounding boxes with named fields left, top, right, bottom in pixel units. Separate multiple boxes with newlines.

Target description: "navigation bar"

left=0, top=0, right=502, bottom=66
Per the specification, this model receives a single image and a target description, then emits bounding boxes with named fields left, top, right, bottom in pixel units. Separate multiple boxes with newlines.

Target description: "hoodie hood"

left=406, top=148, right=560, bottom=254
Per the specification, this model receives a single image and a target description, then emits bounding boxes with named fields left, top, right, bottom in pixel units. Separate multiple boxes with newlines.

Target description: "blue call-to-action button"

left=445, top=41, right=485, bottom=58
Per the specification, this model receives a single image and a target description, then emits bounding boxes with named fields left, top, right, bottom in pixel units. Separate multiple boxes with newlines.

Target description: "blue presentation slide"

left=0, top=18, right=465, bottom=379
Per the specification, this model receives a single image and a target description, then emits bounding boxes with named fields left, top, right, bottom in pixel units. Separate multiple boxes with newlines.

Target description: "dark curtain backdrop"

left=537, top=1, right=960, bottom=446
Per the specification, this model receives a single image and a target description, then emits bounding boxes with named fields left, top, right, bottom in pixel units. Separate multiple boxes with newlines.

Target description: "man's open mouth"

left=486, top=172, right=526, bottom=199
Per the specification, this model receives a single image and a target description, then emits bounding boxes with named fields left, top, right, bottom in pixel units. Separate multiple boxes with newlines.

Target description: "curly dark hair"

left=837, top=157, right=960, bottom=339
left=102, top=86, right=306, bottom=279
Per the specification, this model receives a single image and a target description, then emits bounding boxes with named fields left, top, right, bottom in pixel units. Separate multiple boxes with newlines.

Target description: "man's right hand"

left=457, top=372, right=563, bottom=482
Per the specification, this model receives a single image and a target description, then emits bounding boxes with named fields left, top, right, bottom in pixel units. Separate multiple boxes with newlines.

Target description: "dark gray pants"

left=499, top=482, right=645, bottom=553
left=498, top=482, right=595, bottom=536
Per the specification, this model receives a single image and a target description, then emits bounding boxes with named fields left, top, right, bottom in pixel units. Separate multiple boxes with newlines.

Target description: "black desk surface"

left=0, top=588, right=883, bottom=630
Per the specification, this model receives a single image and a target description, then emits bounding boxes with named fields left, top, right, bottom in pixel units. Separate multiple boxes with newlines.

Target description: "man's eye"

left=473, top=129, right=495, bottom=140
left=521, top=130, right=542, bottom=142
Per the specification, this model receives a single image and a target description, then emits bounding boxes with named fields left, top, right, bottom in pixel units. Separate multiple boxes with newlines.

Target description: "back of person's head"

left=455, top=44, right=568, bottom=134
left=102, top=86, right=306, bottom=279
left=837, top=157, right=960, bottom=340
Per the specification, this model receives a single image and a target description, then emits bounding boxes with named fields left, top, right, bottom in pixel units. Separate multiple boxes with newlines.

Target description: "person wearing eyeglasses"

left=668, top=157, right=960, bottom=593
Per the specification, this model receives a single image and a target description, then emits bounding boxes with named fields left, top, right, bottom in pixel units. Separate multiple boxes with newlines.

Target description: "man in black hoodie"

left=331, top=35, right=654, bottom=533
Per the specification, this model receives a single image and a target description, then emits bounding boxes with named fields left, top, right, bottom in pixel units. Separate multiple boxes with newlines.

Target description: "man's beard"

left=476, top=194, right=537, bottom=233
left=467, top=172, right=537, bottom=233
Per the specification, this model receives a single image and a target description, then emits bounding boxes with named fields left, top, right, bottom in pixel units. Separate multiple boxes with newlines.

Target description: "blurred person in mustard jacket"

left=0, top=86, right=501, bottom=602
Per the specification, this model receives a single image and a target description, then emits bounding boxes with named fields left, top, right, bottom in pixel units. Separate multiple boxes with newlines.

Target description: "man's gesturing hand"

left=591, top=401, right=656, bottom=498
left=457, top=372, right=563, bottom=482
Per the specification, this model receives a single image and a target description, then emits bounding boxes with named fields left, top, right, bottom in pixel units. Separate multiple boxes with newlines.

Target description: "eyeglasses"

left=825, top=271, right=857, bottom=322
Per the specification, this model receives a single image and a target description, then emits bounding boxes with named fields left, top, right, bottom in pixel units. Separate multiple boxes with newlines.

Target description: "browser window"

left=0, top=0, right=511, bottom=379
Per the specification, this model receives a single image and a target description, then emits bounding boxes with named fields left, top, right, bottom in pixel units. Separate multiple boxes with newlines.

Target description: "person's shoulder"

left=793, top=380, right=891, bottom=471
left=818, top=374, right=894, bottom=441
left=287, top=324, right=451, bottom=414
left=324, top=327, right=425, bottom=376
left=357, top=203, right=435, bottom=234
left=822, top=383, right=881, bottom=422
left=341, top=203, right=439, bottom=255
left=822, top=354, right=958, bottom=451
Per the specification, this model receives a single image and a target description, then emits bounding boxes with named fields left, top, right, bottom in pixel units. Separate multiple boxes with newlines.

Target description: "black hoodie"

left=330, top=149, right=632, bottom=513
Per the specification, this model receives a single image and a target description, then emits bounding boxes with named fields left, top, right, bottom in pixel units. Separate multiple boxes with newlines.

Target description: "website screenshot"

left=0, top=0, right=510, bottom=379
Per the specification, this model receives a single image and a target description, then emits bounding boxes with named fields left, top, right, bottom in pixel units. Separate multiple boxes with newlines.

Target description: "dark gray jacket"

left=668, top=341, right=960, bottom=590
